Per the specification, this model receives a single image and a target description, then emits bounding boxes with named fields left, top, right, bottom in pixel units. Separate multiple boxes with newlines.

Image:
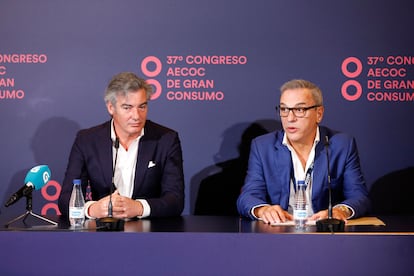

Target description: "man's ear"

left=106, top=101, right=114, bottom=116
left=316, top=106, right=324, bottom=123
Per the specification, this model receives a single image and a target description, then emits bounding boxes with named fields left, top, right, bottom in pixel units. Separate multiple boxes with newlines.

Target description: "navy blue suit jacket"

left=58, top=120, right=185, bottom=217
left=237, top=126, right=370, bottom=219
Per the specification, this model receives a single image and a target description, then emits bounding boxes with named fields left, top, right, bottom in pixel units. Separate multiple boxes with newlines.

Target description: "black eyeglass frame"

left=275, top=105, right=321, bottom=118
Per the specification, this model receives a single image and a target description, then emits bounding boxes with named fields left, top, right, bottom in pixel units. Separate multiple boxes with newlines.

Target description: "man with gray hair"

left=59, top=72, right=184, bottom=219
left=237, top=79, right=369, bottom=224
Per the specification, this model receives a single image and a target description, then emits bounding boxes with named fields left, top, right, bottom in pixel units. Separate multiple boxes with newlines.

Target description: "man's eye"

left=280, top=107, right=289, bottom=112
left=122, top=106, right=132, bottom=110
left=295, top=108, right=305, bottom=113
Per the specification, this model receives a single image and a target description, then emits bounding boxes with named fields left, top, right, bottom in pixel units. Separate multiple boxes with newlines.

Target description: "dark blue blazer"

left=237, top=126, right=370, bottom=219
left=58, top=120, right=185, bottom=217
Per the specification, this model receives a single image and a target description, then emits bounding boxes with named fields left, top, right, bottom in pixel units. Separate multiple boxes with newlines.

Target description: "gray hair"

left=280, top=79, right=323, bottom=106
left=104, top=72, right=153, bottom=105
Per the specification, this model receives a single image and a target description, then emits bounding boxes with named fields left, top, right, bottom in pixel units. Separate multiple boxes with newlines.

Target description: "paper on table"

left=271, top=220, right=316, bottom=226
left=346, top=217, right=386, bottom=226
left=271, top=217, right=386, bottom=227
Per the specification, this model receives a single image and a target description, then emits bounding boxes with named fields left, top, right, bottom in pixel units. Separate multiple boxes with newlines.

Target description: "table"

left=1, top=215, right=413, bottom=276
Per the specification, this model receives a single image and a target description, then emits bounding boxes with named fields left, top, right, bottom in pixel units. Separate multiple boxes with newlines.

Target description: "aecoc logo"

left=341, top=57, right=363, bottom=101
left=41, top=180, right=61, bottom=215
left=140, top=56, right=162, bottom=100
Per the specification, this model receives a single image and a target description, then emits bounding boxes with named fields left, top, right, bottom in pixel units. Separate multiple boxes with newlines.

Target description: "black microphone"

left=316, top=136, right=345, bottom=232
left=108, top=137, right=120, bottom=217
left=96, top=137, right=124, bottom=231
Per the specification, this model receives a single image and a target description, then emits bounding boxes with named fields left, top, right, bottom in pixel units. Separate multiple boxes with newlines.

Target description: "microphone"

left=5, top=165, right=51, bottom=207
left=108, top=137, right=119, bottom=217
left=316, top=136, right=345, bottom=232
left=95, top=137, right=124, bottom=231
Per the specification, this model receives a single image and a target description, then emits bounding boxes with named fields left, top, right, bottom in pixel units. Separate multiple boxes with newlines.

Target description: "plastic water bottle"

left=293, top=180, right=308, bottom=230
left=69, top=179, right=85, bottom=228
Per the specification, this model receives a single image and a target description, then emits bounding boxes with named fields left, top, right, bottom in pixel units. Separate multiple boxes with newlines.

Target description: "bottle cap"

left=73, top=179, right=81, bottom=185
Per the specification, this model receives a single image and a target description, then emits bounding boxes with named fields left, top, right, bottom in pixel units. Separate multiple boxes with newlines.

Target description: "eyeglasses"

left=276, top=105, right=320, bottom=118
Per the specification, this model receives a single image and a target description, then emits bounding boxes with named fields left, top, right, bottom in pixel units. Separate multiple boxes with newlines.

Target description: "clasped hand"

left=255, top=205, right=349, bottom=224
left=88, top=190, right=143, bottom=219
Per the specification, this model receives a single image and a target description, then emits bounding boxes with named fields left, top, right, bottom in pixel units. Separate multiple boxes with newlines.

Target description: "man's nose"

left=131, top=107, right=140, bottom=120
left=287, top=109, right=297, bottom=121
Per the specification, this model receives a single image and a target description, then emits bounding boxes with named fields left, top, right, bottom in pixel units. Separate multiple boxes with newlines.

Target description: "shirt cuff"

left=334, top=204, right=355, bottom=219
left=84, top=201, right=96, bottom=219
left=251, top=204, right=270, bottom=220
left=137, top=199, right=151, bottom=218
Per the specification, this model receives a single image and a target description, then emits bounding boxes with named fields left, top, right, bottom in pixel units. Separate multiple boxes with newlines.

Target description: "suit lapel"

left=312, top=143, right=325, bottom=203
left=98, top=122, right=114, bottom=192
left=312, top=127, right=329, bottom=204
left=273, top=133, right=292, bottom=209
left=133, top=127, right=158, bottom=196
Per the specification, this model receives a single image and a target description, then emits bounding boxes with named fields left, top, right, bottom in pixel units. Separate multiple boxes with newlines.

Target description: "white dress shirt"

left=84, top=120, right=150, bottom=219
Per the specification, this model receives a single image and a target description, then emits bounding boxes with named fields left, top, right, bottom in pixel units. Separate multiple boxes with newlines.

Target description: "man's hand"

left=309, top=206, right=350, bottom=222
left=254, top=205, right=293, bottom=224
left=88, top=191, right=143, bottom=219
left=111, top=196, right=143, bottom=218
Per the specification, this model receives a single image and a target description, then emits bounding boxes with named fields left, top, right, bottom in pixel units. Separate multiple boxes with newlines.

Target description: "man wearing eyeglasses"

left=237, top=79, right=370, bottom=224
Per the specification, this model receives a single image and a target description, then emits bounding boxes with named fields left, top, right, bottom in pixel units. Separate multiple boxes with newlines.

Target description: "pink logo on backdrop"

left=41, top=180, right=61, bottom=215
left=341, top=57, right=363, bottom=101
left=140, top=56, right=162, bottom=100
left=139, top=54, right=248, bottom=101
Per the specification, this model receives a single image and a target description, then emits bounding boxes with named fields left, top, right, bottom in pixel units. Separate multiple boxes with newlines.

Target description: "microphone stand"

left=316, top=136, right=345, bottom=233
left=5, top=192, right=57, bottom=228
left=96, top=138, right=124, bottom=231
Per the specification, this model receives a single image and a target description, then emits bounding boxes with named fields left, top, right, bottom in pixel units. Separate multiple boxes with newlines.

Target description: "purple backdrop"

left=0, top=0, right=413, bottom=217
